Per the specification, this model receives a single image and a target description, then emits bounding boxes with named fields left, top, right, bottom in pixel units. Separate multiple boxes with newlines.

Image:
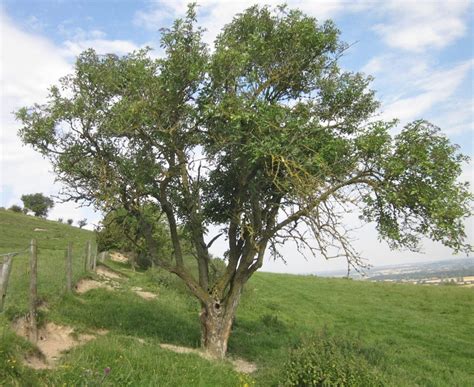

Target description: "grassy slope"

left=0, top=209, right=94, bottom=318
left=1, top=209, right=473, bottom=386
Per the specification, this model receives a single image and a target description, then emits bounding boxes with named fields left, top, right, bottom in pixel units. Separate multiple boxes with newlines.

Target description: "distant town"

left=318, top=258, right=474, bottom=287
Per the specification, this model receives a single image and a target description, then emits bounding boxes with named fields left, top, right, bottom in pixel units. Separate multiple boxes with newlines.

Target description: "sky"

left=0, top=0, right=473, bottom=274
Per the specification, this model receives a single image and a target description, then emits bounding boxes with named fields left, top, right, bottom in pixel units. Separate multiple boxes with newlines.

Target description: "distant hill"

left=317, top=257, right=474, bottom=286
left=362, top=258, right=474, bottom=285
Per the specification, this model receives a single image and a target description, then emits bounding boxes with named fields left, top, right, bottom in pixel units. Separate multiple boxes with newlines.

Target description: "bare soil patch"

left=75, top=279, right=114, bottom=294
left=96, top=265, right=123, bottom=280
left=159, top=343, right=257, bottom=374
left=131, top=286, right=158, bottom=300
left=109, top=252, right=129, bottom=263
left=75, top=265, right=124, bottom=294
left=12, top=318, right=107, bottom=369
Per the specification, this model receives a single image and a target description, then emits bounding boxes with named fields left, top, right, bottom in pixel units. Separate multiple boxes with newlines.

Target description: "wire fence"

left=0, top=239, right=99, bottom=344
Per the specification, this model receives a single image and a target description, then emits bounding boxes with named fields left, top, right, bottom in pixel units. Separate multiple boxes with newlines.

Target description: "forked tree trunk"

left=200, top=288, right=242, bottom=359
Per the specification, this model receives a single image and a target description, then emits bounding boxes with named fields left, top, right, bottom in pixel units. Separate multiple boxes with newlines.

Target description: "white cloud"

left=0, top=12, right=100, bottom=225
left=429, top=97, right=474, bottom=135
left=362, top=52, right=473, bottom=135
left=373, top=0, right=471, bottom=51
left=379, top=60, right=473, bottom=123
left=62, top=38, right=139, bottom=57
left=0, top=14, right=71, bottom=106
left=56, top=25, right=139, bottom=57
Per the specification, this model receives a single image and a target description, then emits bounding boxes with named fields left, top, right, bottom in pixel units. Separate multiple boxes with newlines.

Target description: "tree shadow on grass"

left=228, top=313, right=295, bottom=361
left=55, top=290, right=201, bottom=348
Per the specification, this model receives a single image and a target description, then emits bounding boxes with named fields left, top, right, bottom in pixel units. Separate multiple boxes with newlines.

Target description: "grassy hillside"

left=1, top=209, right=473, bottom=386
left=0, top=209, right=95, bottom=316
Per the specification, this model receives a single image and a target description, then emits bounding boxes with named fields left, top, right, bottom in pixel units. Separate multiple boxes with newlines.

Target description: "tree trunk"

left=200, top=307, right=233, bottom=359
left=200, top=288, right=242, bottom=359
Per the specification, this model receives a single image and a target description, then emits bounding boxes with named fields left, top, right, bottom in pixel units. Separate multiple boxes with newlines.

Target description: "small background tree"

left=20, top=193, right=54, bottom=218
left=8, top=205, right=22, bottom=213
left=67, top=219, right=74, bottom=225
left=77, top=218, right=87, bottom=229
left=96, top=206, right=173, bottom=269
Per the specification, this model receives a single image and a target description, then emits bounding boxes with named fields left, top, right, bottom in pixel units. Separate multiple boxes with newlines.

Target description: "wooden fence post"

left=66, top=242, right=73, bottom=293
left=87, top=240, right=92, bottom=270
left=0, top=254, right=14, bottom=312
left=84, top=240, right=90, bottom=272
left=92, top=244, right=98, bottom=271
left=29, top=239, right=38, bottom=343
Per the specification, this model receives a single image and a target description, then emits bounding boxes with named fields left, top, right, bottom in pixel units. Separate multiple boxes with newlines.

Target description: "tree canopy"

left=16, top=4, right=472, bottom=358
left=20, top=193, right=54, bottom=218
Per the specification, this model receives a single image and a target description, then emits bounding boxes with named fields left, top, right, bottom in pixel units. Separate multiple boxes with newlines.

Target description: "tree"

left=20, top=193, right=54, bottom=217
left=77, top=218, right=87, bottom=229
left=67, top=218, right=74, bottom=225
left=96, top=206, right=173, bottom=269
left=16, top=5, right=472, bottom=359
left=8, top=205, right=22, bottom=213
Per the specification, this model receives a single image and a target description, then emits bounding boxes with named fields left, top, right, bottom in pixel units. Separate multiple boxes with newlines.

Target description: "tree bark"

left=200, top=307, right=233, bottom=359
left=200, top=284, right=243, bottom=359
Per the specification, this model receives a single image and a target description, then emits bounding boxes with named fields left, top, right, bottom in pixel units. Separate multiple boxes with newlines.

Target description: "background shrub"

left=8, top=205, right=22, bottom=213
left=280, top=330, right=386, bottom=386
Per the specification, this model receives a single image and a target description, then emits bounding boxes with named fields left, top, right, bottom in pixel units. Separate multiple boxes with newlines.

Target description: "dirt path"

left=75, top=264, right=159, bottom=302
left=159, top=343, right=257, bottom=374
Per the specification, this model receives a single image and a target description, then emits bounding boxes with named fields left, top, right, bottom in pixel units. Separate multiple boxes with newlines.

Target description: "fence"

left=0, top=239, right=100, bottom=343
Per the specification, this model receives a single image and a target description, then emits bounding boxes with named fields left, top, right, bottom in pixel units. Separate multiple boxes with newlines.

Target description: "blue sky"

left=1, top=0, right=472, bottom=274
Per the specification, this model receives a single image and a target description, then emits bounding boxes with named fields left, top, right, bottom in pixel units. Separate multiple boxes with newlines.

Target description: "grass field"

left=1, top=209, right=473, bottom=386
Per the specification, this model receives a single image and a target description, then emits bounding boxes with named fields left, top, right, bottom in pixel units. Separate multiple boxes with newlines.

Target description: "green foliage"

left=20, top=192, right=54, bottom=217
left=361, top=121, right=472, bottom=253
left=8, top=204, right=22, bottom=213
left=67, top=218, right=73, bottom=225
left=280, top=330, right=385, bottom=386
left=77, top=218, right=87, bottom=229
left=96, top=206, right=173, bottom=269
